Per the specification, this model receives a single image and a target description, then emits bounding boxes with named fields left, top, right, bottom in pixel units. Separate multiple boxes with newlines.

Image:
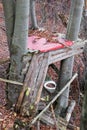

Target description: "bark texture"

left=80, top=79, right=87, bottom=130
left=66, top=0, right=84, bottom=41
left=55, top=0, right=84, bottom=116
left=3, top=0, right=15, bottom=51
left=30, top=0, right=38, bottom=29
left=3, top=0, right=30, bottom=106
left=80, top=21, right=87, bottom=130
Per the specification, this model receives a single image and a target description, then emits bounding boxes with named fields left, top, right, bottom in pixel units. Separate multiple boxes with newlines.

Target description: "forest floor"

left=0, top=1, right=85, bottom=130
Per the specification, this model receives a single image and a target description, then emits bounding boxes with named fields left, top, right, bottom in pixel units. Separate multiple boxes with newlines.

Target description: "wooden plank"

left=49, top=48, right=83, bottom=64
left=19, top=53, right=49, bottom=116
left=15, top=54, right=39, bottom=112
left=48, top=39, right=85, bottom=56
left=49, top=40, right=85, bottom=64
left=35, top=53, right=49, bottom=104
left=58, top=116, right=67, bottom=130
left=40, top=110, right=55, bottom=126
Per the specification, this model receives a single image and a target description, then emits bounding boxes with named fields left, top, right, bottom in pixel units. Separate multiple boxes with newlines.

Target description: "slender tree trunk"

left=66, top=0, right=84, bottom=41
left=2, top=0, right=15, bottom=51
left=3, top=0, right=15, bottom=106
left=55, top=57, right=74, bottom=116
left=30, top=0, right=38, bottom=29
left=80, top=62, right=87, bottom=130
left=80, top=8, right=87, bottom=130
left=10, top=0, right=29, bottom=74
left=3, top=0, right=30, bottom=106
left=55, top=0, right=84, bottom=117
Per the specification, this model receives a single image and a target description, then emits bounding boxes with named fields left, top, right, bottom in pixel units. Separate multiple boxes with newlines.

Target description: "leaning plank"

left=16, top=53, right=49, bottom=116
left=35, top=53, right=50, bottom=104
left=30, top=73, right=78, bottom=126
left=15, top=54, right=39, bottom=112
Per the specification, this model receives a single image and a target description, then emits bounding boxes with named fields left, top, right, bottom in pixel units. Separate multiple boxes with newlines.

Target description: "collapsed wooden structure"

left=0, top=36, right=85, bottom=129
left=16, top=37, right=85, bottom=118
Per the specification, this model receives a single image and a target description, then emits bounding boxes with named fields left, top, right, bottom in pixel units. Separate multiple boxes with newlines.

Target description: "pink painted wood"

left=27, top=36, right=73, bottom=52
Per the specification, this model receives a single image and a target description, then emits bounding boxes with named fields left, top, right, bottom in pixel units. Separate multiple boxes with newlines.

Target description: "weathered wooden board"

left=49, top=40, right=85, bottom=64
left=19, top=53, right=49, bottom=116
left=40, top=110, right=55, bottom=126
left=40, top=111, right=67, bottom=130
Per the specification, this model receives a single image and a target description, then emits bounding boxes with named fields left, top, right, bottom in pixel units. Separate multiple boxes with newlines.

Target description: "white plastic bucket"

left=44, top=81, right=56, bottom=93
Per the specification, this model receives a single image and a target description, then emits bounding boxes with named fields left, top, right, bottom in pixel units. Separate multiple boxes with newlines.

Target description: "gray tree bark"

left=30, top=0, right=38, bottom=29
left=80, top=66, right=87, bottom=130
left=2, top=0, right=15, bottom=51
left=3, top=0, right=30, bottom=106
left=55, top=0, right=84, bottom=117
left=66, top=0, right=84, bottom=41
left=80, top=8, right=87, bottom=130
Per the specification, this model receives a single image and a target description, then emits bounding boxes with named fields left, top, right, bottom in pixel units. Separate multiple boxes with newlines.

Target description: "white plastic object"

left=44, top=81, right=56, bottom=93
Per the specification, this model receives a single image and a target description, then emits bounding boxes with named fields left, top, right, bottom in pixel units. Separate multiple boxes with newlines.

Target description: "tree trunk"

left=2, top=0, right=15, bottom=51
left=30, top=0, right=38, bottom=29
left=80, top=72, right=87, bottom=130
left=66, top=0, right=84, bottom=41
left=55, top=0, right=84, bottom=117
left=55, top=57, right=74, bottom=116
left=3, top=0, right=30, bottom=106
left=80, top=9, right=87, bottom=129
left=80, top=43, right=87, bottom=130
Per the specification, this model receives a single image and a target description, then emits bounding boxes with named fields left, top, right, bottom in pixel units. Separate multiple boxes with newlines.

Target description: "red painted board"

left=27, top=36, right=73, bottom=52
